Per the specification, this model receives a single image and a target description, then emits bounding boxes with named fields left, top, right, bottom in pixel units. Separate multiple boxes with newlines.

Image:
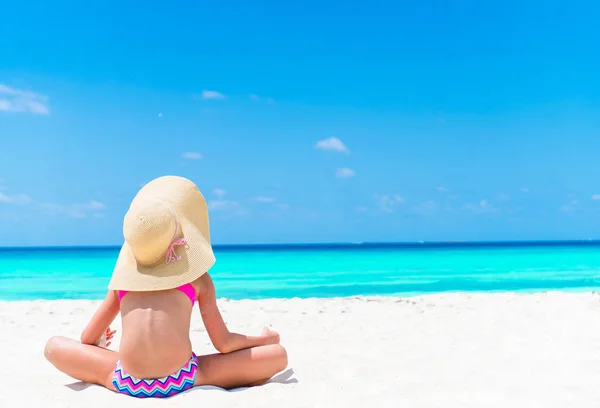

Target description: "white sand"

left=2, top=292, right=600, bottom=407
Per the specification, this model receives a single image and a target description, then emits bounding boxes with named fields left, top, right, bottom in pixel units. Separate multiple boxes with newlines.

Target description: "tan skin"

left=44, top=273, right=288, bottom=392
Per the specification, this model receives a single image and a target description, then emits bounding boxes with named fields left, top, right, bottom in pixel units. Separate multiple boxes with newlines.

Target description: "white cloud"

left=422, top=200, right=437, bottom=210
left=0, top=192, right=32, bottom=205
left=412, top=200, right=439, bottom=215
left=207, top=190, right=250, bottom=215
left=1, top=185, right=105, bottom=219
left=212, top=188, right=227, bottom=198
left=200, top=90, right=226, bottom=100
left=254, top=196, right=277, bottom=203
left=314, top=137, right=349, bottom=154
left=259, top=203, right=290, bottom=219
left=39, top=200, right=107, bottom=219
left=0, top=84, right=50, bottom=115
left=335, top=168, right=355, bottom=178
left=86, top=200, right=106, bottom=210
left=208, top=200, right=240, bottom=212
left=355, top=205, right=368, bottom=213
left=561, top=200, right=578, bottom=212
left=375, top=194, right=404, bottom=212
left=250, top=94, right=275, bottom=104
left=462, top=203, right=479, bottom=212
left=592, top=194, right=600, bottom=200
left=181, top=152, right=203, bottom=160
left=463, top=199, right=498, bottom=214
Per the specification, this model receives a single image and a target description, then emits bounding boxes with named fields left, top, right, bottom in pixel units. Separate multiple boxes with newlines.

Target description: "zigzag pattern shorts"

left=111, top=353, right=198, bottom=398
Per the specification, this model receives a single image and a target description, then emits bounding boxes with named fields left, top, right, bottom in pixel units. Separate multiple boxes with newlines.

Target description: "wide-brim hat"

left=108, top=175, right=216, bottom=291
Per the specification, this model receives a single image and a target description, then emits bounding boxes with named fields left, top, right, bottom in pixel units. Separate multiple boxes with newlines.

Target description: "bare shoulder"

left=191, top=273, right=215, bottom=297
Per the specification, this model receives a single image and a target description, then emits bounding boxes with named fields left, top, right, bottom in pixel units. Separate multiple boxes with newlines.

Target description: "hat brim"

left=107, top=215, right=216, bottom=291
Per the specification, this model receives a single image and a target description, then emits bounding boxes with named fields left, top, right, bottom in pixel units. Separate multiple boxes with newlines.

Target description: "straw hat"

left=108, top=175, right=216, bottom=291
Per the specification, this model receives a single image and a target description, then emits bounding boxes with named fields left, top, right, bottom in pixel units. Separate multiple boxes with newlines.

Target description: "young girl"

left=44, top=176, right=288, bottom=398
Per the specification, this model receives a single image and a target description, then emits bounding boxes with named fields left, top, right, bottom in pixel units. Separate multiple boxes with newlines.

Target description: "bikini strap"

left=178, top=283, right=197, bottom=304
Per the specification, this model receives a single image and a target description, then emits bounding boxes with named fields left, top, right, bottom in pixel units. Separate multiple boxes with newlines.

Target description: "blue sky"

left=1, top=0, right=600, bottom=246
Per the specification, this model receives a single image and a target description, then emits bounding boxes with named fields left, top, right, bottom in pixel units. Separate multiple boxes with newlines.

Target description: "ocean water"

left=2, top=242, right=600, bottom=301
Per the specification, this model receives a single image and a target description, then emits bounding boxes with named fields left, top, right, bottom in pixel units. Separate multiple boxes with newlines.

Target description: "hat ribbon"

left=165, top=238, right=187, bottom=264
left=146, top=200, right=187, bottom=265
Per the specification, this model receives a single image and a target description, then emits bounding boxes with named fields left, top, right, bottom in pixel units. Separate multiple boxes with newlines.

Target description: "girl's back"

left=118, top=284, right=198, bottom=378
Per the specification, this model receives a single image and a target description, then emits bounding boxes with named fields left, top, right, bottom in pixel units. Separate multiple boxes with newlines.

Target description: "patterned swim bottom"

left=112, top=353, right=198, bottom=398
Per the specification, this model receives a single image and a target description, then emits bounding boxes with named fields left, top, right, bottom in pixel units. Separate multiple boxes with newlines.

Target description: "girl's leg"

left=194, top=344, right=288, bottom=389
left=44, top=336, right=118, bottom=390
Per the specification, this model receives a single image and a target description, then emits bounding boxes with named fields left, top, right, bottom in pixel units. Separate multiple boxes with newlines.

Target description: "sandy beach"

left=2, top=292, right=600, bottom=407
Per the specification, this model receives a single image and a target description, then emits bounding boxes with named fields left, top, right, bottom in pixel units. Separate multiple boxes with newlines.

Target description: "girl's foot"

left=261, top=326, right=280, bottom=345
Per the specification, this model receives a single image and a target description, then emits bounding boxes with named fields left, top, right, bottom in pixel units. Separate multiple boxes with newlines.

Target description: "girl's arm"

left=80, top=290, right=120, bottom=346
left=196, top=273, right=279, bottom=354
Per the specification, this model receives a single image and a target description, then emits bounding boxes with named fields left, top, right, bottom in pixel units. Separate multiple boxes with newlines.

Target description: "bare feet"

left=261, top=326, right=280, bottom=345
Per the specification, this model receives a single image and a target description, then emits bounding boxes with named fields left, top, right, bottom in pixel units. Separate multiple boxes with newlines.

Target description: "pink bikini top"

left=118, top=283, right=197, bottom=305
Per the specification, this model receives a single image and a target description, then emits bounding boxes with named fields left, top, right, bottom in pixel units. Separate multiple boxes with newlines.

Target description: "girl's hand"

left=97, top=327, right=116, bottom=348
left=104, top=327, right=116, bottom=348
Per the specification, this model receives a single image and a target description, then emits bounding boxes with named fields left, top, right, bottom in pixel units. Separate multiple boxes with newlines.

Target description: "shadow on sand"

left=269, top=368, right=298, bottom=385
left=65, top=367, right=298, bottom=394
left=65, top=382, right=95, bottom=392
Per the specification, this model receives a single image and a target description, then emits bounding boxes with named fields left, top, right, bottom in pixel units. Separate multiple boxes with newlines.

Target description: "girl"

left=44, top=176, right=288, bottom=398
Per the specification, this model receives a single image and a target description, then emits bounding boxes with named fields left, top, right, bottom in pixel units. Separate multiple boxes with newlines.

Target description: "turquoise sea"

left=2, top=242, right=600, bottom=301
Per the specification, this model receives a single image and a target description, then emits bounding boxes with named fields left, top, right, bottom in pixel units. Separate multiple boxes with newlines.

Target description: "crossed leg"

left=44, top=336, right=288, bottom=393
left=194, top=344, right=289, bottom=390
left=44, top=336, right=118, bottom=391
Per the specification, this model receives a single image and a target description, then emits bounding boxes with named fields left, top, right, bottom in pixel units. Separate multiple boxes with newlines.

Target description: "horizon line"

left=2, top=238, right=600, bottom=251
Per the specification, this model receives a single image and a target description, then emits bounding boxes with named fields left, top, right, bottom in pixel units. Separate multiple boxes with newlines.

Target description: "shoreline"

left=2, top=288, right=600, bottom=303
